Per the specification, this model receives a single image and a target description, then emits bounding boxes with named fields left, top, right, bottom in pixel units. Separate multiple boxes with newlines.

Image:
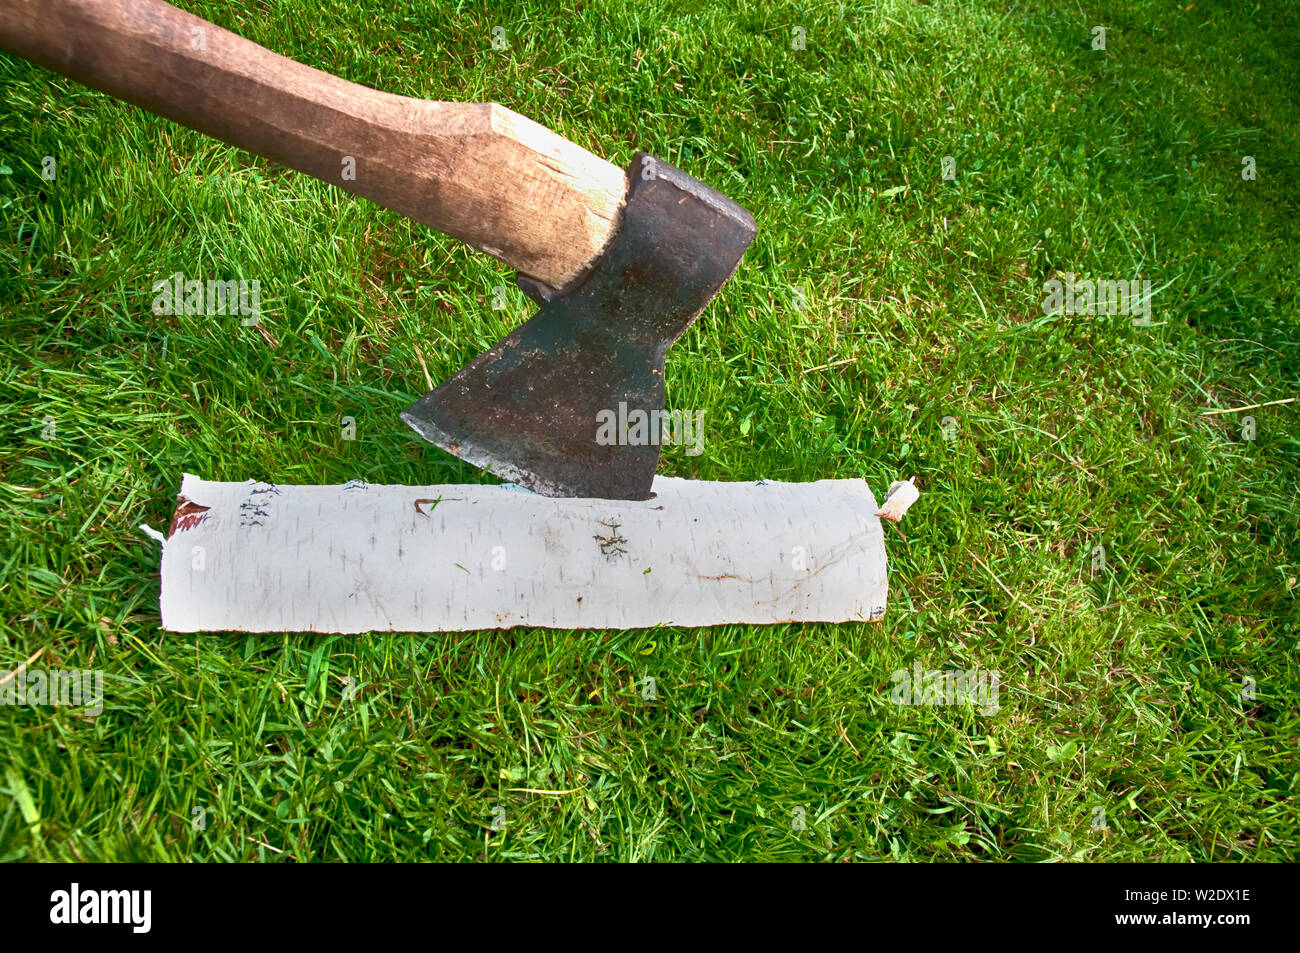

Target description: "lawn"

left=1, top=0, right=1296, bottom=861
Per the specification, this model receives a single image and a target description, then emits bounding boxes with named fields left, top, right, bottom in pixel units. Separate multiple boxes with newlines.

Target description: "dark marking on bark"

left=593, top=519, right=627, bottom=559
left=239, top=501, right=271, bottom=526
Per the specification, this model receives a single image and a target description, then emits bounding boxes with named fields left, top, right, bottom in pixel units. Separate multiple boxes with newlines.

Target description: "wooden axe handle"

left=0, top=0, right=627, bottom=289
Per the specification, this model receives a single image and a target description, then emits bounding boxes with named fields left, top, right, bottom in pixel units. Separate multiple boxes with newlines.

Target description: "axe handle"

left=0, top=0, right=627, bottom=290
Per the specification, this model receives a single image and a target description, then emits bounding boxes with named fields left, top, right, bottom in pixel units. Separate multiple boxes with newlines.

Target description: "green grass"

left=1, top=0, right=1297, bottom=861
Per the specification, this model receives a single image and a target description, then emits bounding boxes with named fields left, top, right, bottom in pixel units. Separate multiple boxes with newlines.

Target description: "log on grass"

left=154, top=475, right=890, bottom=632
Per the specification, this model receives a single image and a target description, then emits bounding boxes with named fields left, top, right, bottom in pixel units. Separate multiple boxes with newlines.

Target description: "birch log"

left=156, top=475, right=889, bottom=632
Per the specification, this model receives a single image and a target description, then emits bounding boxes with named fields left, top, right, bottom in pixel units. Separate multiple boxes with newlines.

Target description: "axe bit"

left=0, top=0, right=757, bottom=500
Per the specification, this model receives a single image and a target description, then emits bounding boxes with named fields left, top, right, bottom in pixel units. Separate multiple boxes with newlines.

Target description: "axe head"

left=401, top=153, right=757, bottom=500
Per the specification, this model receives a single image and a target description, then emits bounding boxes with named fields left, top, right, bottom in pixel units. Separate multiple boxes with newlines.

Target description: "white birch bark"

left=156, top=475, right=890, bottom=632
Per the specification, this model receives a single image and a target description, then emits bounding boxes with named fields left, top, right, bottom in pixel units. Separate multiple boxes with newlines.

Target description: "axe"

left=0, top=0, right=756, bottom=500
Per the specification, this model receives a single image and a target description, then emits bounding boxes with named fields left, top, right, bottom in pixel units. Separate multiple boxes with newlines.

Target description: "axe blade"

left=401, top=153, right=756, bottom=500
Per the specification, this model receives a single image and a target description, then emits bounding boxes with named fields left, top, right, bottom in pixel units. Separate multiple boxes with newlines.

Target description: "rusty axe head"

left=400, top=153, right=756, bottom=501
